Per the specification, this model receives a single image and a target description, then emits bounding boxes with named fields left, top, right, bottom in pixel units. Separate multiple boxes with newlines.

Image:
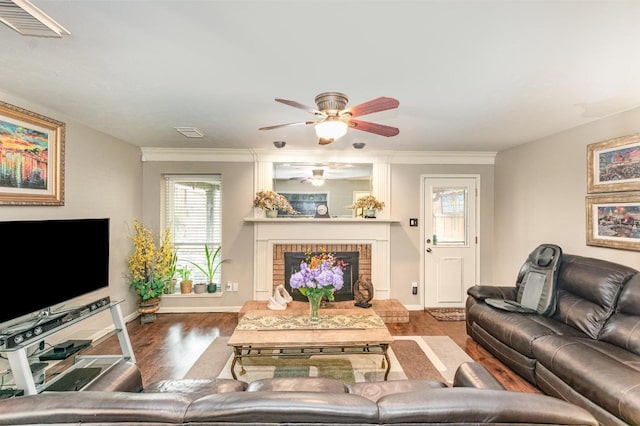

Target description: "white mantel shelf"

left=245, top=218, right=400, bottom=223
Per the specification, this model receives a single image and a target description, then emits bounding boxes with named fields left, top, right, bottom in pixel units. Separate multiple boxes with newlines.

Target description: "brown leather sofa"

left=0, top=360, right=597, bottom=425
left=466, top=253, right=640, bottom=426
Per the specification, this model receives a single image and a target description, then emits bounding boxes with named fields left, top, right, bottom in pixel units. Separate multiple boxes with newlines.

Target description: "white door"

left=423, top=175, right=478, bottom=308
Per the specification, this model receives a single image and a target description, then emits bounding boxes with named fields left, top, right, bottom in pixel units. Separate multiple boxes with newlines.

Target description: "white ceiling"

left=2, top=0, right=640, bottom=154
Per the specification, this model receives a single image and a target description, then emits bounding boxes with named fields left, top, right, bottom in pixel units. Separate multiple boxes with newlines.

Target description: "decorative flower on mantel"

left=348, top=194, right=385, bottom=211
left=253, top=190, right=298, bottom=214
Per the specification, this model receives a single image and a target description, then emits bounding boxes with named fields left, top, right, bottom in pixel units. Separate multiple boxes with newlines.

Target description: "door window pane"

left=432, top=187, right=467, bottom=245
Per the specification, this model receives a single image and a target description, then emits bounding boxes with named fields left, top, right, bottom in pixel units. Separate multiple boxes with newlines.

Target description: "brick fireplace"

left=273, top=243, right=372, bottom=301
left=247, top=217, right=394, bottom=302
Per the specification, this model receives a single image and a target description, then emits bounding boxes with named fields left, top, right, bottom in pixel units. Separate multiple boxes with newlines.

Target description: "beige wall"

left=0, top=91, right=142, bottom=349
left=141, top=161, right=255, bottom=311
left=6, top=86, right=640, bottom=324
left=493, top=107, right=640, bottom=284
left=389, top=164, right=494, bottom=306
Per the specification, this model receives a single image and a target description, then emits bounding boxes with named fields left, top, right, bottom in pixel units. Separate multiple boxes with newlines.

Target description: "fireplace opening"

left=284, top=251, right=359, bottom=302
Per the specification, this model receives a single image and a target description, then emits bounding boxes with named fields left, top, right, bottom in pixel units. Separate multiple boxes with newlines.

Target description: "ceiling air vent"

left=0, top=0, right=70, bottom=37
left=175, top=127, right=205, bottom=138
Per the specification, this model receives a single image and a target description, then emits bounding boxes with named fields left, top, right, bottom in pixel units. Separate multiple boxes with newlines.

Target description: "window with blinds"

left=164, top=175, right=222, bottom=290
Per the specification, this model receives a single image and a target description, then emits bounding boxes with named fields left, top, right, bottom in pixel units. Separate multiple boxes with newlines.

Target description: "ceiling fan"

left=259, top=92, right=400, bottom=145
left=291, top=169, right=326, bottom=186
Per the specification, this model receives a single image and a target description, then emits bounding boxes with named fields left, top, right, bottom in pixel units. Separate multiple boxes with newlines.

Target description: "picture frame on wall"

left=0, top=100, right=65, bottom=205
left=585, top=193, right=640, bottom=251
left=587, top=133, right=640, bottom=194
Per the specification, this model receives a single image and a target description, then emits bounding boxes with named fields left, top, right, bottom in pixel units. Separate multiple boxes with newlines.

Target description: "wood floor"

left=81, top=310, right=539, bottom=393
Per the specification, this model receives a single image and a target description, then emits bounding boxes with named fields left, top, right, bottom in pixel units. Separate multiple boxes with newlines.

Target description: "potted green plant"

left=163, top=252, right=178, bottom=294
left=189, top=245, right=225, bottom=293
left=177, top=265, right=193, bottom=294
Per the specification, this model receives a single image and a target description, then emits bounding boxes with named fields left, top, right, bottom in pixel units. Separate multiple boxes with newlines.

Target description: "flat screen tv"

left=0, top=218, right=109, bottom=327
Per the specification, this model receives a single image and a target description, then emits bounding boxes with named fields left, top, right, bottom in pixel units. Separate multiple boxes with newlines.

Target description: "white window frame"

left=164, top=174, right=223, bottom=291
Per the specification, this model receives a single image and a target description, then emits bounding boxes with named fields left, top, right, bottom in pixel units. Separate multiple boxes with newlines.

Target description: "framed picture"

left=587, top=133, right=640, bottom=193
left=0, top=101, right=65, bottom=205
left=585, top=193, right=640, bottom=251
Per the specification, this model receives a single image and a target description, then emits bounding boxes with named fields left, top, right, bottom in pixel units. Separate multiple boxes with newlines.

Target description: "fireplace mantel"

left=249, top=219, right=397, bottom=301
left=244, top=218, right=400, bottom=223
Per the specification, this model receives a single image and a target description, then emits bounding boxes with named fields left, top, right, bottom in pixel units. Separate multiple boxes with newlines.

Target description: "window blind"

left=164, top=174, right=222, bottom=286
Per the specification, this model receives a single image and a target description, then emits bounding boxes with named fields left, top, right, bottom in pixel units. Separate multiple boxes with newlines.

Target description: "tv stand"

left=3, top=300, right=134, bottom=395
left=38, top=339, right=92, bottom=361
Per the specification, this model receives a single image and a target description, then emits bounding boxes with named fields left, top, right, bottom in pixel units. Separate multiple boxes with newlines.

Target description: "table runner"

left=236, top=313, right=386, bottom=330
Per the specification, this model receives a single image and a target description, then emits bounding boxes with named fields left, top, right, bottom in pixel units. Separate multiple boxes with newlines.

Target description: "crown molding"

left=140, top=148, right=254, bottom=162
left=140, top=147, right=496, bottom=165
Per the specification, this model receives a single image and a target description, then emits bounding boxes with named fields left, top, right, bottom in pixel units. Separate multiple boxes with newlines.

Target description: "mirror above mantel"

left=273, top=162, right=372, bottom=218
left=252, top=154, right=390, bottom=219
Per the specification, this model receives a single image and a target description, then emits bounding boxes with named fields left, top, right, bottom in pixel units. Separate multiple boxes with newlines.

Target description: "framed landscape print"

left=587, top=133, right=640, bottom=193
left=585, top=193, right=640, bottom=251
left=0, top=101, right=65, bottom=205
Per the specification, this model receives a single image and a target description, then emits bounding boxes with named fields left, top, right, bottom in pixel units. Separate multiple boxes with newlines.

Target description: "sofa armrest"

left=377, top=388, right=598, bottom=425
left=467, top=285, right=517, bottom=301
left=0, top=392, right=191, bottom=425
left=83, top=360, right=143, bottom=392
left=452, top=362, right=505, bottom=390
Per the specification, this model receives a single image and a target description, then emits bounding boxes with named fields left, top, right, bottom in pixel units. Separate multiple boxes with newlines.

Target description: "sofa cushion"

left=186, top=391, right=379, bottom=424
left=144, top=378, right=247, bottom=397
left=347, top=379, right=446, bottom=402
left=467, top=301, right=583, bottom=357
left=246, top=377, right=348, bottom=393
left=535, top=363, right=635, bottom=426
left=553, top=255, right=635, bottom=339
left=599, top=274, right=640, bottom=355
left=532, top=335, right=640, bottom=425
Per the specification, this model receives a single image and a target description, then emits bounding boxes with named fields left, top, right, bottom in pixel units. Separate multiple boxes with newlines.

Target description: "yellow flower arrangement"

left=127, top=220, right=175, bottom=301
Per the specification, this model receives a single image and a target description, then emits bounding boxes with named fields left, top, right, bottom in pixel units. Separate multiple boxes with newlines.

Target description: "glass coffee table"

left=227, top=308, right=394, bottom=380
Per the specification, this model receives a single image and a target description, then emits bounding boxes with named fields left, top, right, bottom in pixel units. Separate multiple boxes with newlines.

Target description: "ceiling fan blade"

left=259, top=120, right=316, bottom=131
left=275, top=98, right=323, bottom=115
left=348, top=119, right=400, bottom=137
left=347, top=97, right=399, bottom=118
left=318, top=137, right=334, bottom=145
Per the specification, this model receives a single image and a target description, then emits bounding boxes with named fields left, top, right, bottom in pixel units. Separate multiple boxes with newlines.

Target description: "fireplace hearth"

left=284, top=251, right=359, bottom=302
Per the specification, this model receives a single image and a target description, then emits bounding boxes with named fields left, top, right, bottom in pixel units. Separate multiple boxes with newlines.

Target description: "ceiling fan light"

left=315, top=119, right=348, bottom=140
left=311, top=178, right=325, bottom=186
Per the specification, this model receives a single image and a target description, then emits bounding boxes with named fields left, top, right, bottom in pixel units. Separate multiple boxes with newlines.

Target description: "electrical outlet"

left=226, top=281, right=232, bottom=291
left=412, top=282, right=418, bottom=295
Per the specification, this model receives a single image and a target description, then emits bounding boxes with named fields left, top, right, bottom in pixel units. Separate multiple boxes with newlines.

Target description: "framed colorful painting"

left=0, top=101, right=65, bottom=205
left=587, top=133, right=640, bottom=193
left=585, top=193, right=640, bottom=251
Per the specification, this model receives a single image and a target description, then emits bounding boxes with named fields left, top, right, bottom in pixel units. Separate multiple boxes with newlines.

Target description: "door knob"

left=426, top=248, right=432, bottom=253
